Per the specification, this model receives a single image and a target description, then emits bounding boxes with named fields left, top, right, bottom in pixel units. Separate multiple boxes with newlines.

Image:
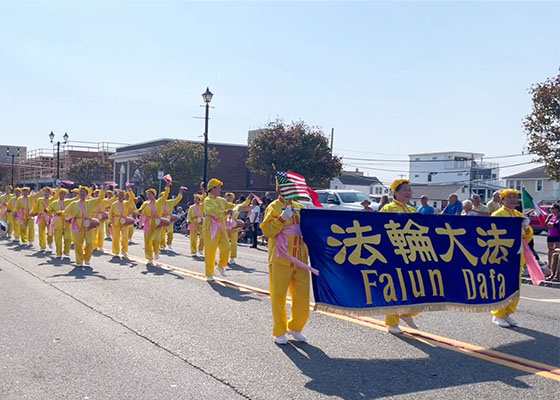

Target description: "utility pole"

left=468, top=154, right=474, bottom=196
left=330, top=128, right=334, bottom=155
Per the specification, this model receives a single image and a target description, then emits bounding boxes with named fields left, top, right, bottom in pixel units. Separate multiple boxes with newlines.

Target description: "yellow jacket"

left=260, top=198, right=308, bottom=268
left=380, top=200, right=417, bottom=214
left=14, top=189, right=46, bottom=220
left=6, top=195, right=19, bottom=212
left=47, top=197, right=75, bottom=230
left=65, top=190, right=106, bottom=230
left=202, top=195, right=234, bottom=232
left=138, top=186, right=170, bottom=230
left=95, top=195, right=118, bottom=217
left=162, top=192, right=183, bottom=217
left=187, top=203, right=204, bottom=226
left=108, top=189, right=137, bottom=228
left=491, top=206, right=533, bottom=243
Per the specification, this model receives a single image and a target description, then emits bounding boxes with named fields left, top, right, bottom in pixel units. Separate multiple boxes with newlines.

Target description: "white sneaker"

left=274, top=334, right=289, bottom=345
left=121, top=252, right=128, bottom=259
left=154, top=253, right=159, bottom=260
left=388, top=326, right=403, bottom=334
left=167, top=245, right=173, bottom=251
left=198, top=251, right=204, bottom=257
left=85, top=261, right=90, bottom=267
left=64, top=253, right=70, bottom=259
left=98, top=248, right=104, bottom=253
left=229, top=258, right=236, bottom=265
left=400, top=315, right=418, bottom=329
left=206, top=276, right=215, bottom=282
left=48, top=242, right=53, bottom=249
left=492, top=316, right=511, bottom=328
left=288, top=330, right=308, bottom=343
left=218, top=267, right=227, bottom=277
left=76, top=263, right=84, bottom=268
left=504, top=315, right=519, bottom=327
left=58, top=255, right=64, bottom=260
left=147, top=260, right=154, bottom=266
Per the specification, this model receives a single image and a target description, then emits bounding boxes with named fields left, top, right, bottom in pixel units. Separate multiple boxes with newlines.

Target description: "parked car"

left=301, top=190, right=379, bottom=211
left=524, top=205, right=552, bottom=235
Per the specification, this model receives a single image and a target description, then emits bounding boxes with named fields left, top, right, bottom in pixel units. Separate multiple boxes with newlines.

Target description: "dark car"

left=524, top=205, right=553, bottom=235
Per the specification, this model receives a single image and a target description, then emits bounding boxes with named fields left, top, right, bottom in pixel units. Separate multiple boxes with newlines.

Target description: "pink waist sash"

left=275, top=224, right=319, bottom=275
left=207, top=216, right=223, bottom=241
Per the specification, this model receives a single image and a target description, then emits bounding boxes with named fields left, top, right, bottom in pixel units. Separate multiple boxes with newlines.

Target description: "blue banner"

left=300, top=210, right=522, bottom=315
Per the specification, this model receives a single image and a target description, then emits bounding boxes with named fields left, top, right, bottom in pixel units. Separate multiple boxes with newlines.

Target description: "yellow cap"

left=14, top=187, right=21, bottom=193
left=22, top=187, right=30, bottom=191
left=146, top=188, right=157, bottom=196
left=71, top=188, right=80, bottom=194
left=500, top=189, right=519, bottom=199
left=390, top=179, right=410, bottom=193
left=225, top=192, right=235, bottom=201
left=58, top=188, right=69, bottom=194
left=207, top=178, right=223, bottom=191
left=194, top=194, right=203, bottom=200
left=78, top=185, right=89, bottom=192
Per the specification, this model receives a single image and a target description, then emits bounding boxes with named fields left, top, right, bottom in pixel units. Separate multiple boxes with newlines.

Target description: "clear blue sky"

left=1, top=1, right=558, bottom=185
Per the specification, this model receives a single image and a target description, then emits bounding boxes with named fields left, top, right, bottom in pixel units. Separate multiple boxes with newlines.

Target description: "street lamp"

left=49, top=131, right=69, bottom=183
left=6, top=147, right=20, bottom=187
left=202, top=87, right=213, bottom=186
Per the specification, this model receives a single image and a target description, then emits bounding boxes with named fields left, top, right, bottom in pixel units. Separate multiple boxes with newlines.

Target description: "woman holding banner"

left=490, top=189, right=533, bottom=328
left=379, top=179, right=420, bottom=334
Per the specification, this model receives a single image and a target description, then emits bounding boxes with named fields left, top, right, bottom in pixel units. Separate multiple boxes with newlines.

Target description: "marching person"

left=160, top=188, right=185, bottom=252
left=14, top=186, right=47, bottom=247
left=138, top=181, right=171, bottom=266
left=125, top=190, right=137, bottom=243
left=225, top=192, right=252, bottom=264
left=379, top=179, right=420, bottom=334
left=6, top=188, right=22, bottom=242
left=260, top=191, right=318, bottom=345
left=47, top=187, right=73, bottom=259
left=0, top=186, right=15, bottom=240
left=108, top=184, right=138, bottom=259
left=105, top=189, right=114, bottom=240
left=187, top=194, right=205, bottom=257
left=490, top=189, right=533, bottom=328
left=65, top=185, right=107, bottom=267
left=33, top=187, right=55, bottom=252
left=93, top=188, right=117, bottom=253
left=202, top=178, right=233, bottom=280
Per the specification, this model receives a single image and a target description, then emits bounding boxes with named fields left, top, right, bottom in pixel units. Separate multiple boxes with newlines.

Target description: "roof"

left=335, top=175, right=382, bottom=186
left=115, top=138, right=247, bottom=153
left=502, top=166, right=552, bottom=180
left=408, top=151, right=484, bottom=158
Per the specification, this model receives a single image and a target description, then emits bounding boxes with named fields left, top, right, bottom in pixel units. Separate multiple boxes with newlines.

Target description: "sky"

left=1, top=0, right=558, bottom=186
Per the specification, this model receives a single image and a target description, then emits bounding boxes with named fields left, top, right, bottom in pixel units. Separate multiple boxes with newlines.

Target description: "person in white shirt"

left=248, top=198, right=261, bottom=248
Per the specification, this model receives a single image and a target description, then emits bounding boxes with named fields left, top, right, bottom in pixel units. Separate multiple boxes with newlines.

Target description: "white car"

left=302, top=190, right=379, bottom=211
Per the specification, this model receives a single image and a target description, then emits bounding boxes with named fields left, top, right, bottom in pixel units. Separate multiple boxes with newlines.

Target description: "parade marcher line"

left=110, top=247, right=560, bottom=383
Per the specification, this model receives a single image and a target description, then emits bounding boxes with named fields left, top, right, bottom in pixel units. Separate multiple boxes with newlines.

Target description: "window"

left=508, top=180, right=514, bottom=189
left=516, top=180, right=522, bottom=190
left=536, top=180, right=543, bottom=192
left=433, top=202, right=437, bottom=208
left=414, top=174, right=419, bottom=178
left=462, top=186, right=466, bottom=193
left=432, top=156, right=437, bottom=160
left=413, top=201, right=417, bottom=206
left=457, top=173, right=462, bottom=176
left=427, top=174, right=432, bottom=182
left=339, top=192, right=370, bottom=203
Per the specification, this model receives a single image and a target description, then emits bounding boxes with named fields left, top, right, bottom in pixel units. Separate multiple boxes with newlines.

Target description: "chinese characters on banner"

left=300, top=210, right=522, bottom=316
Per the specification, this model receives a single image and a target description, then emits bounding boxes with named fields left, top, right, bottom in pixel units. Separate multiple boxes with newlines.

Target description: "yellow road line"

left=108, top=248, right=560, bottom=382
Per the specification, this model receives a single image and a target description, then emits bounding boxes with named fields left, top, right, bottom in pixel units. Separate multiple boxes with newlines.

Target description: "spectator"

left=378, top=195, right=390, bottom=211
left=546, top=203, right=560, bottom=269
left=486, top=191, right=501, bottom=215
left=248, top=197, right=261, bottom=248
left=440, top=199, right=448, bottom=211
left=416, top=195, right=435, bottom=215
left=545, top=249, right=560, bottom=282
left=361, top=199, right=374, bottom=212
left=461, top=199, right=477, bottom=215
left=442, top=194, right=462, bottom=215
left=471, top=194, right=489, bottom=216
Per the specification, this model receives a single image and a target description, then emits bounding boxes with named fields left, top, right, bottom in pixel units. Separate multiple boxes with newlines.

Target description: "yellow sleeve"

left=203, top=197, right=225, bottom=218
left=187, top=206, right=195, bottom=223
left=156, top=185, right=170, bottom=207
left=167, top=192, right=183, bottom=208
left=260, top=202, right=288, bottom=239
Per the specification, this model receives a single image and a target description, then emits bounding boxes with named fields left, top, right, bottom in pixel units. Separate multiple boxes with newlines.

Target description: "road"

left=0, top=230, right=558, bottom=399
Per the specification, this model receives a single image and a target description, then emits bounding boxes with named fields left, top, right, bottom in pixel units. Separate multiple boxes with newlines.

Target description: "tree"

left=135, top=141, right=219, bottom=189
left=67, top=158, right=113, bottom=185
left=524, top=69, right=560, bottom=181
left=247, top=120, right=342, bottom=187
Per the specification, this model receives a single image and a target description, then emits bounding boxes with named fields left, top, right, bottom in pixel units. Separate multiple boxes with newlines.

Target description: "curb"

left=522, top=277, right=560, bottom=289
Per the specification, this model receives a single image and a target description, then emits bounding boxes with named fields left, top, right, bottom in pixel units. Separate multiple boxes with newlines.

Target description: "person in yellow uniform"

left=105, top=189, right=114, bottom=239
left=47, top=187, right=74, bottom=260
left=160, top=189, right=184, bottom=251
left=65, top=185, right=107, bottom=267
left=92, top=188, right=117, bottom=253
left=125, top=191, right=137, bottom=243
left=14, top=187, right=47, bottom=247
left=202, top=179, right=234, bottom=281
left=0, top=186, right=14, bottom=240
left=225, top=192, right=252, bottom=265
left=260, top=193, right=313, bottom=345
left=33, top=187, right=55, bottom=252
left=490, top=189, right=533, bottom=328
left=187, top=194, right=205, bottom=257
left=379, top=179, right=420, bottom=334
left=108, top=184, right=138, bottom=259
left=6, top=188, right=22, bottom=242
left=138, top=181, right=171, bottom=266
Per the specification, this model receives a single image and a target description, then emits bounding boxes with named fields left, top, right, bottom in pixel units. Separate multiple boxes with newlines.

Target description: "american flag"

left=275, top=171, right=322, bottom=207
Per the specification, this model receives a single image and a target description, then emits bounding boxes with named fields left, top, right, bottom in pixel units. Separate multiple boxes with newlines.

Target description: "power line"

left=343, top=161, right=534, bottom=174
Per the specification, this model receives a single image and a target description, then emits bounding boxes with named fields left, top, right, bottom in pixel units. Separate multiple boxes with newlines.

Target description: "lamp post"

left=201, top=87, right=213, bottom=186
left=6, top=147, right=20, bottom=187
left=49, top=131, right=69, bottom=183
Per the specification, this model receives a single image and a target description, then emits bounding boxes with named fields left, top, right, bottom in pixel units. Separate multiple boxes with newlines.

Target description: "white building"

left=408, top=151, right=504, bottom=202
left=503, top=166, right=560, bottom=205
left=330, top=170, right=388, bottom=197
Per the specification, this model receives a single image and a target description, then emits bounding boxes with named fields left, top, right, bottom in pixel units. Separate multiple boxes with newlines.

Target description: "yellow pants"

left=54, top=228, right=72, bottom=256
left=161, top=224, right=173, bottom=248
left=106, top=221, right=111, bottom=238
left=6, top=213, right=17, bottom=237
left=19, top=218, right=34, bottom=244
left=94, top=221, right=106, bottom=249
left=112, top=225, right=129, bottom=255
left=203, top=228, right=230, bottom=277
left=385, top=313, right=419, bottom=327
left=492, top=267, right=522, bottom=318
left=229, top=229, right=239, bottom=259
left=143, top=228, right=162, bottom=261
left=37, top=221, right=53, bottom=250
left=189, top=227, right=204, bottom=255
left=270, top=262, right=310, bottom=337
left=128, top=225, right=134, bottom=241
left=74, top=229, right=94, bottom=264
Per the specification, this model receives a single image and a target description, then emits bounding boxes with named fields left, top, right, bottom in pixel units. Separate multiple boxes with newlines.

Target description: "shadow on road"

left=493, top=326, right=560, bottom=368
left=141, top=264, right=184, bottom=279
left=280, top=335, right=538, bottom=399
left=108, top=255, right=137, bottom=268
left=208, top=281, right=261, bottom=303
left=50, top=267, right=108, bottom=280
left=38, top=256, right=72, bottom=267
left=227, top=263, right=263, bottom=275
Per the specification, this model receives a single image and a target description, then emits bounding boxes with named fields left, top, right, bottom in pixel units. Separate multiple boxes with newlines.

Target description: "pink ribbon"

left=142, top=202, right=158, bottom=233
left=16, top=198, right=30, bottom=224
left=72, top=201, right=87, bottom=234
left=523, top=239, right=544, bottom=286
left=188, top=205, right=200, bottom=231
left=49, top=200, right=65, bottom=236
left=208, top=216, right=221, bottom=241
left=275, top=224, right=319, bottom=275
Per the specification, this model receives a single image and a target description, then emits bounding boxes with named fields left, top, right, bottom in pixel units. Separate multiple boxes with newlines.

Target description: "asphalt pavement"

left=0, top=230, right=558, bottom=400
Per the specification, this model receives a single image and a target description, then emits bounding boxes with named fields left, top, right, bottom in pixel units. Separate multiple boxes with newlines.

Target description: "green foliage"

left=524, top=69, right=560, bottom=181
left=136, top=141, right=219, bottom=189
left=247, top=120, right=342, bottom=186
left=67, top=158, right=113, bottom=185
